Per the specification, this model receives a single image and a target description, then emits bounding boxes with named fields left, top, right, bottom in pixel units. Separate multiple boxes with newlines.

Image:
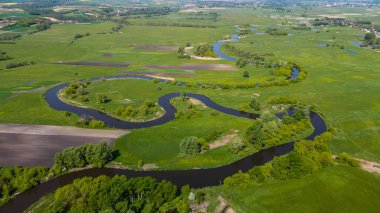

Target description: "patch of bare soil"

left=43, top=17, right=59, bottom=22
left=119, top=71, right=196, bottom=77
left=142, top=163, right=159, bottom=170
left=145, top=64, right=237, bottom=71
left=209, top=134, right=238, bottom=150
left=184, top=46, right=221, bottom=61
left=145, top=75, right=175, bottom=81
left=215, top=196, right=236, bottom=213
left=318, top=14, right=345, bottom=18
left=51, top=61, right=130, bottom=67
left=135, top=45, right=178, bottom=50
left=358, top=159, right=380, bottom=175
left=189, top=98, right=206, bottom=108
left=191, top=55, right=221, bottom=61
left=190, top=202, right=209, bottom=213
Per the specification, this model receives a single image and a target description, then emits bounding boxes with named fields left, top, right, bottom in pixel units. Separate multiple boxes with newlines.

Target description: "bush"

left=223, top=171, right=253, bottom=190
left=249, top=98, right=261, bottom=111
left=179, top=136, right=201, bottom=156
left=243, top=70, right=250, bottom=77
left=88, top=120, right=106, bottom=128
left=204, top=130, right=222, bottom=142
left=115, top=99, right=159, bottom=120
left=227, top=137, right=246, bottom=154
left=0, top=51, right=12, bottom=61
left=6, top=61, right=33, bottom=69
left=336, top=153, right=360, bottom=167
left=248, top=163, right=272, bottom=183
left=96, top=94, right=111, bottom=104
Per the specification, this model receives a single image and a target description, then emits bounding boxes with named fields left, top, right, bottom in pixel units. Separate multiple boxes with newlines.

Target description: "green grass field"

left=201, top=165, right=380, bottom=212
left=2, top=4, right=380, bottom=212
left=0, top=7, right=380, bottom=165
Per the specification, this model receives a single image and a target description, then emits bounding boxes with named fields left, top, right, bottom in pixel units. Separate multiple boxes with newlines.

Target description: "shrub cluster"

left=51, top=142, right=113, bottom=174
left=76, top=118, right=106, bottom=128
left=64, top=81, right=91, bottom=102
left=115, top=99, right=159, bottom=120
left=336, top=153, right=360, bottom=167
left=0, top=51, right=12, bottom=61
left=266, top=27, right=288, bottom=36
left=6, top=61, right=34, bottom=69
left=193, top=44, right=216, bottom=57
left=245, top=107, right=311, bottom=148
left=74, top=32, right=90, bottom=40
left=173, top=98, right=201, bottom=119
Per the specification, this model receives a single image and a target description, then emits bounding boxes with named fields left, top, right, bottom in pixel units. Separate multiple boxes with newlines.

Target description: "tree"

left=249, top=98, right=261, bottom=111
left=90, top=142, right=113, bottom=168
left=179, top=136, right=201, bottom=155
left=97, top=94, right=110, bottom=104
left=137, top=160, right=144, bottom=168
left=364, top=32, right=376, bottom=44
left=243, top=70, right=250, bottom=77
left=180, top=91, right=187, bottom=101
left=292, top=106, right=309, bottom=120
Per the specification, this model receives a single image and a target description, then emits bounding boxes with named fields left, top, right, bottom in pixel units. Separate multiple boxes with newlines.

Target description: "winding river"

left=212, top=34, right=240, bottom=61
left=0, top=75, right=326, bottom=212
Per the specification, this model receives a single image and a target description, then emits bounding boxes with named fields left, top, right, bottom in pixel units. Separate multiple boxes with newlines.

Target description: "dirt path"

left=215, top=196, right=236, bottom=213
left=209, top=133, right=238, bottom=150
left=333, top=155, right=380, bottom=176
left=0, top=123, right=128, bottom=138
left=145, top=75, right=175, bottom=81
left=358, top=159, right=380, bottom=175
left=190, top=55, right=221, bottom=61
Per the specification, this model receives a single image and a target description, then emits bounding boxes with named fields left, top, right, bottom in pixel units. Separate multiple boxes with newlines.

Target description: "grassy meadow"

left=0, top=7, right=380, bottom=166
left=201, top=165, right=380, bottom=212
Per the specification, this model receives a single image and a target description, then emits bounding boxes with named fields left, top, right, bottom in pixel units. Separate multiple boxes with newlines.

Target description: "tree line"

left=0, top=142, right=114, bottom=207
left=0, top=166, right=48, bottom=206
left=32, top=175, right=190, bottom=213
left=51, top=142, right=113, bottom=174
left=223, top=132, right=360, bottom=190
